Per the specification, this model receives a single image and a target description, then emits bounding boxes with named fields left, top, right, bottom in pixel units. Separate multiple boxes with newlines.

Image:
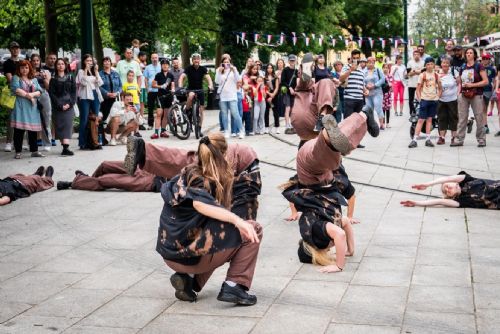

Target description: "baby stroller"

left=409, top=99, right=438, bottom=139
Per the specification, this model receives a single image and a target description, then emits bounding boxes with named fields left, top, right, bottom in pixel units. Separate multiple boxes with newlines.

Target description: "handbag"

left=0, top=85, right=16, bottom=109
left=462, top=89, right=475, bottom=99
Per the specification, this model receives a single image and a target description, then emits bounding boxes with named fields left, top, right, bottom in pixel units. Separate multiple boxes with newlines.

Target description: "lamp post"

left=80, top=0, right=94, bottom=59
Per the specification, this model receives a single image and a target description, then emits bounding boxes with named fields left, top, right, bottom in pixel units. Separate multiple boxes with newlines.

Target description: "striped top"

left=342, top=64, right=365, bottom=100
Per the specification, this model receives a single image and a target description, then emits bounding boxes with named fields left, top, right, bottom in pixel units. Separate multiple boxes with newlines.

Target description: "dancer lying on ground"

left=56, top=161, right=165, bottom=192
left=154, top=133, right=263, bottom=305
left=123, top=138, right=261, bottom=220
left=0, top=166, right=54, bottom=206
left=401, top=172, right=500, bottom=209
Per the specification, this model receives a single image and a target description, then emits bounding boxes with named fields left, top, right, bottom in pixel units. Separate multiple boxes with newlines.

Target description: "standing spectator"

left=480, top=54, right=496, bottom=134
left=254, top=60, right=265, bottom=77
left=407, top=50, right=425, bottom=116
left=492, top=66, right=500, bottom=136
left=241, top=57, right=255, bottom=77
left=332, top=60, right=345, bottom=123
left=10, top=60, right=43, bottom=159
left=115, top=48, right=142, bottom=88
left=215, top=55, right=243, bottom=139
left=243, top=64, right=259, bottom=135
left=409, top=57, right=442, bottom=148
left=453, top=48, right=488, bottom=147
left=130, top=39, right=148, bottom=60
left=274, top=58, right=286, bottom=124
left=264, top=63, right=280, bottom=134
left=313, top=54, right=332, bottom=81
left=382, top=63, right=393, bottom=127
left=99, top=56, right=122, bottom=143
left=488, top=64, right=500, bottom=118
left=436, top=57, right=459, bottom=145
left=122, top=70, right=141, bottom=112
left=436, top=40, right=455, bottom=68
left=2, top=41, right=22, bottom=152
left=151, top=59, right=175, bottom=139
left=138, top=51, right=148, bottom=126
left=42, top=52, right=57, bottom=77
left=178, top=53, right=214, bottom=135
left=252, top=76, right=267, bottom=134
left=451, top=46, right=465, bottom=75
left=235, top=80, right=244, bottom=135
left=417, top=44, right=431, bottom=60
left=49, top=58, right=77, bottom=156
left=391, top=55, right=406, bottom=116
left=144, top=53, right=161, bottom=129
left=169, top=57, right=184, bottom=89
left=375, top=53, right=384, bottom=69
left=280, top=55, right=298, bottom=134
left=364, top=57, right=386, bottom=129
left=76, top=54, right=103, bottom=150
left=340, top=49, right=367, bottom=145
left=30, top=54, right=53, bottom=151
left=359, top=58, right=368, bottom=75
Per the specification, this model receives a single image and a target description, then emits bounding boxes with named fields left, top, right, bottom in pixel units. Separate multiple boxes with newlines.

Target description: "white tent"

left=485, top=39, right=500, bottom=52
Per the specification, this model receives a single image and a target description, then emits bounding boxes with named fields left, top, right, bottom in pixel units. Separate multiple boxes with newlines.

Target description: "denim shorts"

left=418, top=100, right=438, bottom=119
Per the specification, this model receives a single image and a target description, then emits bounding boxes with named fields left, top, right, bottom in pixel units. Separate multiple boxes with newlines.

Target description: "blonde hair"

left=188, top=133, right=234, bottom=208
left=302, top=241, right=335, bottom=266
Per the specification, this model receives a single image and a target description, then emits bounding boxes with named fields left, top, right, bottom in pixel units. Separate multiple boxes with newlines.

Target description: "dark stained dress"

left=456, top=171, right=500, bottom=210
left=48, top=74, right=77, bottom=139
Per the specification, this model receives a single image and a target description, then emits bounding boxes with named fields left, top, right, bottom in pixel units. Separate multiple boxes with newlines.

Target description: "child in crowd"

left=131, top=39, right=148, bottom=60
left=382, top=63, right=393, bottom=128
left=122, top=70, right=141, bottom=112
left=242, top=88, right=253, bottom=136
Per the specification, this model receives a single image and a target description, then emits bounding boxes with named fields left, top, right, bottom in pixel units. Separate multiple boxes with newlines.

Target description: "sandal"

left=14, top=153, right=21, bottom=159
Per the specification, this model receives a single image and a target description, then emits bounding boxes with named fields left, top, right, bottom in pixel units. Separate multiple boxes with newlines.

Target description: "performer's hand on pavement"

left=412, top=184, right=428, bottom=190
left=400, top=200, right=416, bottom=207
left=235, top=219, right=259, bottom=243
left=318, top=264, right=342, bottom=273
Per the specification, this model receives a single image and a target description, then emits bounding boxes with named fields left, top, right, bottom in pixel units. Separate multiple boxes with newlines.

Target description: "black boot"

left=33, top=166, right=45, bottom=176
left=57, top=181, right=72, bottom=190
left=124, top=136, right=145, bottom=175
left=313, top=114, right=324, bottom=132
left=217, top=282, right=257, bottom=306
left=75, top=170, right=88, bottom=176
left=361, top=106, right=380, bottom=138
left=45, top=166, right=54, bottom=178
left=170, top=273, right=197, bottom=302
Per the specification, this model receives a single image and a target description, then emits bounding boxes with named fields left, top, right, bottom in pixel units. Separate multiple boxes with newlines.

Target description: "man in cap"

left=281, top=54, right=298, bottom=134
left=375, top=53, right=384, bottom=69
left=481, top=53, right=496, bottom=134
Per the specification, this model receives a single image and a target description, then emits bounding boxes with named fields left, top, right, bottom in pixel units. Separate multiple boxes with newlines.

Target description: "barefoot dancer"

left=0, top=166, right=54, bottom=206
left=154, top=134, right=262, bottom=305
left=401, top=172, right=500, bottom=209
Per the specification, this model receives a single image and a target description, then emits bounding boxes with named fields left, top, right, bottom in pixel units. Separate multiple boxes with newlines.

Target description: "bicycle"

left=184, top=89, right=206, bottom=139
left=168, top=93, right=191, bottom=140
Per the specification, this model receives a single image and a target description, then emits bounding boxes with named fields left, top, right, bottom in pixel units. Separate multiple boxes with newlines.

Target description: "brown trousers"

left=166, top=220, right=263, bottom=290
left=457, top=95, right=486, bottom=142
left=71, top=161, right=155, bottom=192
left=10, top=174, right=54, bottom=194
left=297, top=113, right=367, bottom=186
left=291, top=79, right=337, bottom=140
left=143, top=144, right=197, bottom=180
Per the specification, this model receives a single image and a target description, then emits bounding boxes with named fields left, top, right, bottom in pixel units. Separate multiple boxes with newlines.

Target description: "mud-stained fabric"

left=282, top=182, right=345, bottom=249
left=232, top=161, right=261, bottom=220
left=331, top=164, right=355, bottom=200
left=0, top=178, right=31, bottom=201
left=457, top=171, right=500, bottom=210
left=156, top=167, right=243, bottom=265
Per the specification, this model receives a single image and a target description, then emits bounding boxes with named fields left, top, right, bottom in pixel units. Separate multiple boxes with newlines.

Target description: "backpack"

left=422, top=71, right=440, bottom=95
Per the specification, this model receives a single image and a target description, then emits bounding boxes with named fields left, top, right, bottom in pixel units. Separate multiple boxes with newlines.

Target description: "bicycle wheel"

left=172, top=105, right=191, bottom=140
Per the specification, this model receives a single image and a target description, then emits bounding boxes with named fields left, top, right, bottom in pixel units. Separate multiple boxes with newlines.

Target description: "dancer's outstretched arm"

left=0, top=196, right=11, bottom=206
left=412, top=174, right=465, bottom=190
left=401, top=199, right=460, bottom=208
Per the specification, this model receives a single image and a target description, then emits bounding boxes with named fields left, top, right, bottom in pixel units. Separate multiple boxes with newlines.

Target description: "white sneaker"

left=109, top=138, right=117, bottom=146
left=42, top=146, right=51, bottom=152
left=249, top=132, right=255, bottom=136
left=231, top=133, right=237, bottom=137
left=239, top=132, right=245, bottom=139
left=224, top=132, right=230, bottom=139
left=4, top=143, right=12, bottom=152
left=275, top=127, right=280, bottom=134
left=264, top=127, right=269, bottom=134
left=23, top=145, right=29, bottom=151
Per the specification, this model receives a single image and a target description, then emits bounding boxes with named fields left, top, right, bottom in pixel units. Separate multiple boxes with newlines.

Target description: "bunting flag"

left=236, top=35, right=240, bottom=44
left=245, top=40, right=249, bottom=48
left=254, top=33, right=260, bottom=42
left=359, top=36, right=363, bottom=47
left=241, top=32, right=246, bottom=41
left=280, top=33, right=285, bottom=45
left=267, top=34, right=272, bottom=44
left=409, top=38, right=414, bottom=46
left=318, top=37, right=323, bottom=46
left=331, top=38, right=336, bottom=47
left=305, top=37, right=310, bottom=46
left=434, top=39, right=439, bottom=48
left=293, top=37, right=297, bottom=45
left=380, top=38, right=386, bottom=49
left=312, top=33, right=316, bottom=40
left=476, top=37, right=481, bottom=45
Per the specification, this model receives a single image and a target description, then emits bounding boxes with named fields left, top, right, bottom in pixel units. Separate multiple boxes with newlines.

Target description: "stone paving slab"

left=0, top=108, right=499, bottom=333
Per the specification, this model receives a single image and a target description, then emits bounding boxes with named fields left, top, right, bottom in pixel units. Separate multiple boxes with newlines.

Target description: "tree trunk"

left=215, top=39, right=223, bottom=67
left=92, top=6, right=104, bottom=66
left=44, top=0, right=58, bottom=55
left=181, top=36, right=190, bottom=69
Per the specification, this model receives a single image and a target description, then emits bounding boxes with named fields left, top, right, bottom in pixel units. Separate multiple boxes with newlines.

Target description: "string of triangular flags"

left=235, top=32, right=491, bottom=48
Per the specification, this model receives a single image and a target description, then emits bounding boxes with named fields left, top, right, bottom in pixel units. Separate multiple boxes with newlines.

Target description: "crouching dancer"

left=0, top=166, right=54, bottom=206
left=56, top=161, right=164, bottom=192
left=154, top=134, right=263, bottom=305
left=401, top=172, right=500, bottom=210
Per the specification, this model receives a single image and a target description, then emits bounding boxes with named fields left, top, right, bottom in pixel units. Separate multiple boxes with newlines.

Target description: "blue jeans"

left=242, top=112, right=252, bottom=134
left=219, top=100, right=243, bottom=135
left=232, top=94, right=243, bottom=134
left=365, top=92, right=384, bottom=118
left=78, top=90, right=100, bottom=148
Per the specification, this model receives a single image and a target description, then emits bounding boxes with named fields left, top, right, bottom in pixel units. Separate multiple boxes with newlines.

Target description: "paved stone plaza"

left=1, top=108, right=499, bottom=334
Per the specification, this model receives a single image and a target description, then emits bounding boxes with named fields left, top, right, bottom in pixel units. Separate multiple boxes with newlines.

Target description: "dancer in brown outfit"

left=56, top=161, right=164, bottom=192
left=155, top=133, right=262, bottom=305
left=0, top=166, right=54, bottom=206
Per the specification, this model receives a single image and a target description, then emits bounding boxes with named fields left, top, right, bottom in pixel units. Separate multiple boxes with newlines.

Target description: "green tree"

left=339, top=0, right=403, bottom=56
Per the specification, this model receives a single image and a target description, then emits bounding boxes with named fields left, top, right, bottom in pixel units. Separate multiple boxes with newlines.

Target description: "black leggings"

left=14, top=128, right=38, bottom=153
left=264, top=100, right=280, bottom=127
left=384, top=108, right=390, bottom=124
